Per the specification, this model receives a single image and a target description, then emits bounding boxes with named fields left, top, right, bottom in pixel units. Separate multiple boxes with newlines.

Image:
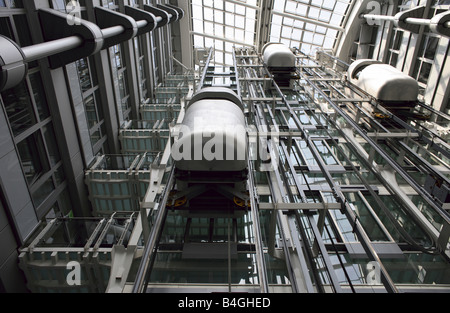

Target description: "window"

left=191, top=0, right=258, bottom=66
left=444, top=96, right=450, bottom=115
left=2, top=81, right=36, bottom=136
left=269, top=0, right=350, bottom=55
left=412, top=34, right=440, bottom=86
left=387, top=29, right=403, bottom=67
left=76, top=58, right=93, bottom=93
left=17, top=133, right=46, bottom=185
left=32, top=177, right=55, bottom=208
left=110, top=44, right=131, bottom=122
left=42, top=123, right=61, bottom=167
left=0, top=0, right=24, bottom=8
left=0, top=2, right=72, bottom=219
left=134, top=37, right=149, bottom=101
left=74, top=57, right=107, bottom=153
left=29, top=72, right=50, bottom=121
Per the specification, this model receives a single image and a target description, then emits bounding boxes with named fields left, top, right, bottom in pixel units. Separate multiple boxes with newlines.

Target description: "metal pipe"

left=101, top=25, right=127, bottom=38
left=405, top=17, right=432, bottom=26
left=232, top=49, right=242, bottom=100
left=136, top=20, right=148, bottom=28
left=362, top=14, right=396, bottom=22
left=198, top=48, right=214, bottom=89
left=22, top=36, right=84, bottom=62
left=247, top=157, right=270, bottom=293
left=362, top=14, right=450, bottom=28
left=18, top=16, right=162, bottom=64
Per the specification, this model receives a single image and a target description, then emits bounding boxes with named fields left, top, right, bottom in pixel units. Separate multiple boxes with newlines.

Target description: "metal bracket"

left=95, top=6, right=138, bottom=49
left=165, top=3, right=185, bottom=20
left=430, top=10, right=450, bottom=37
left=394, top=5, right=425, bottom=33
left=144, top=5, right=170, bottom=28
left=157, top=4, right=178, bottom=24
left=38, top=8, right=104, bottom=69
left=124, top=5, right=157, bottom=36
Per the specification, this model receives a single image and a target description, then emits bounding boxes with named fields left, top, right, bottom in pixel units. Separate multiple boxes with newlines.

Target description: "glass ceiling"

left=190, top=0, right=353, bottom=66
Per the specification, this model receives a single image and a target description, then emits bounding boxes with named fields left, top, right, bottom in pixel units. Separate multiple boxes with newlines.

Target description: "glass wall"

left=110, top=44, right=132, bottom=125
left=74, top=57, right=108, bottom=153
left=0, top=4, right=72, bottom=219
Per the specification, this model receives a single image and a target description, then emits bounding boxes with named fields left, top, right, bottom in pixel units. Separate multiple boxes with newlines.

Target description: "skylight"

left=191, top=0, right=258, bottom=66
left=270, top=0, right=351, bottom=55
left=190, top=0, right=353, bottom=66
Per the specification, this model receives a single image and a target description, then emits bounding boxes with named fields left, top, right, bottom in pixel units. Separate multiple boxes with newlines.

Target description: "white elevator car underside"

left=174, top=87, right=248, bottom=172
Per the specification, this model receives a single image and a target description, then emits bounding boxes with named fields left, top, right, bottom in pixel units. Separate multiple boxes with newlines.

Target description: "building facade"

left=0, top=0, right=180, bottom=292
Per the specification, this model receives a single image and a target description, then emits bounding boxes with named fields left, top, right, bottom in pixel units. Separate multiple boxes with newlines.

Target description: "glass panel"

left=0, top=16, right=13, bottom=39
left=84, top=93, right=99, bottom=128
left=389, top=52, right=398, bottom=66
left=2, top=81, right=36, bottom=136
left=94, top=89, right=104, bottom=121
left=42, top=123, right=61, bottom=166
left=32, top=177, right=55, bottom=207
left=76, top=58, right=92, bottom=93
left=149, top=252, right=260, bottom=285
left=13, top=14, right=32, bottom=47
left=111, top=44, right=123, bottom=70
left=344, top=192, right=389, bottom=241
left=54, top=165, right=65, bottom=185
left=17, top=134, right=44, bottom=185
left=29, top=72, right=50, bottom=121
left=118, top=71, right=129, bottom=100
left=9, top=0, right=24, bottom=8
left=313, top=140, right=338, bottom=165
left=393, top=30, right=403, bottom=50
left=51, top=0, right=65, bottom=11
left=418, top=62, right=432, bottom=84
left=35, top=218, right=106, bottom=248
left=424, top=36, right=439, bottom=60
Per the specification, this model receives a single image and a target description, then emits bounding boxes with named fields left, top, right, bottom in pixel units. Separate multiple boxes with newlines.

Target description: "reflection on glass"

left=13, top=14, right=33, bottom=47
left=344, top=192, right=389, bottom=241
left=0, top=16, right=13, bottom=39
left=418, top=62, right=432, bottom=84
left=29, top=72, right=50, bottom=121
left=32, top=177, right=55, bottom=208
left=424, top=36, right=439, bottom=60
left=84, top=94, right=99, bottom=128
left=76, top=58, right=92, bottom=93
left=9, top=0, right=24, bottom=8
left=17, top=134, right=44, bottom=185
left=2, top=81, right=36, bottom=136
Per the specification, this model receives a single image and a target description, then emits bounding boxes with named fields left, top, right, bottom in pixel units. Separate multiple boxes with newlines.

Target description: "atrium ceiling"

left=188, top=0, right=354, bottom=66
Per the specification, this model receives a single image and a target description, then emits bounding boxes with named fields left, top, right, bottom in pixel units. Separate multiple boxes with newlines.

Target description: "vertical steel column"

left=234, top=48, right=270, bottom=293
left=198, top=48, right=214, bottom=89
left=247, top=159, right=270, bottom=293
left=131, top=167, right=175, bottom=293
